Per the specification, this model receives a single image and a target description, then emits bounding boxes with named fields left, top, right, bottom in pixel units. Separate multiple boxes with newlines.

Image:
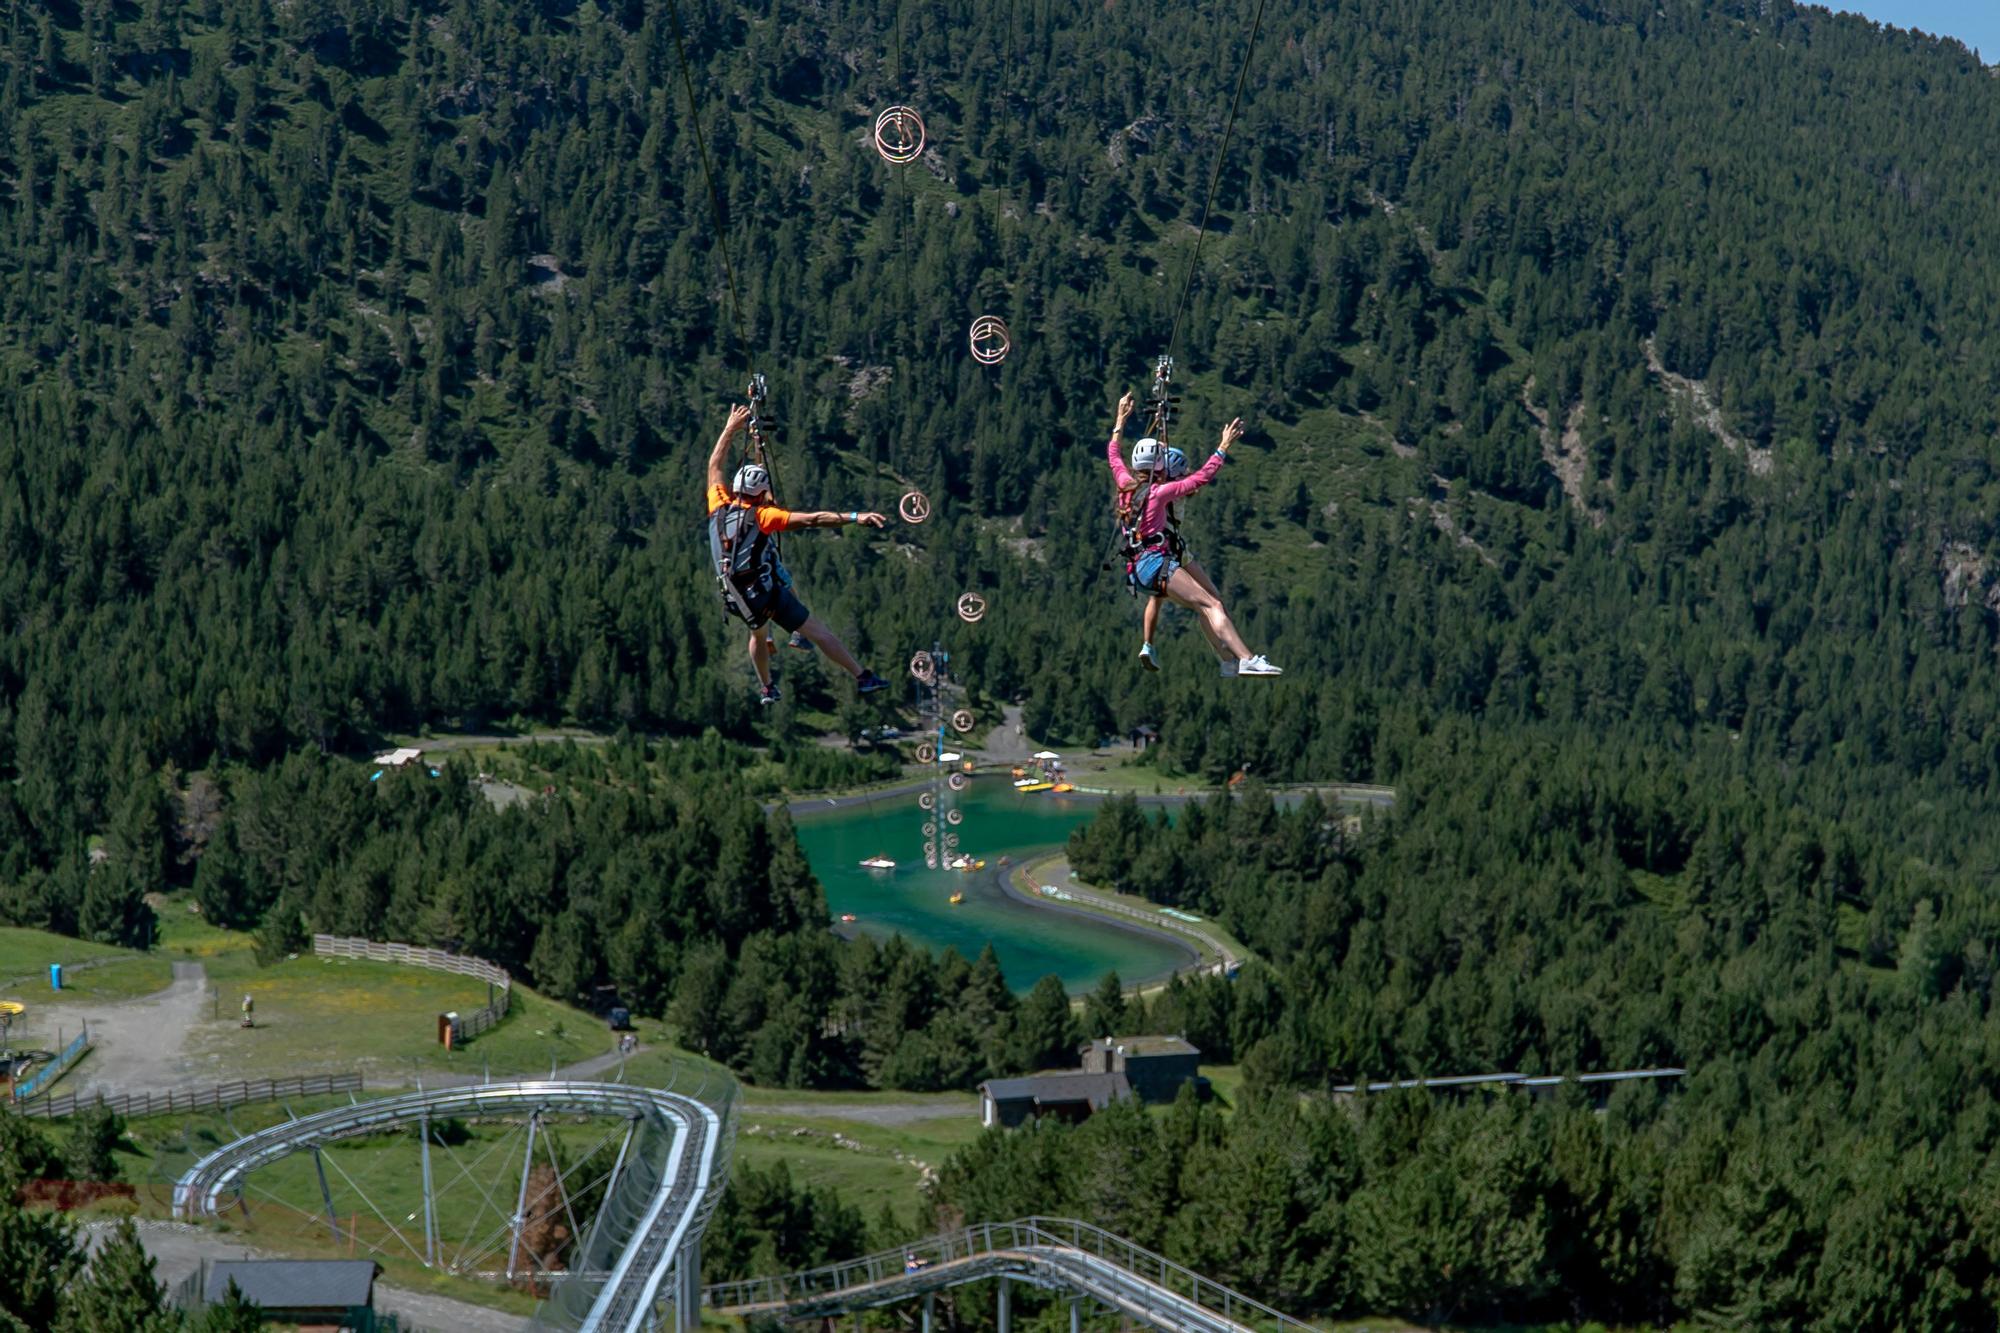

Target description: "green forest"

left=6, top=0, right=2000, bottom=1326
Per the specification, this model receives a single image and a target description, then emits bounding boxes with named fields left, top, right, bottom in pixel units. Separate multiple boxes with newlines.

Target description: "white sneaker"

left=1236, top=655, right=1282, bottom=676
left=1139, top=643, right=1160, bottom=673
left=1218, top=660, right=1238, bottom=678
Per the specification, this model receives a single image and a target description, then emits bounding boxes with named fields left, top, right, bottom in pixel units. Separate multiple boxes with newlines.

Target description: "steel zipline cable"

left=1163, top=0, right=1273, bottom=368
left=661, top=0, right=788, bottom=499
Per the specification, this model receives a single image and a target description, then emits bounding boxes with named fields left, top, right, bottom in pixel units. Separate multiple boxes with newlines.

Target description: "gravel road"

left=39, top=961, right=211, bottom=1096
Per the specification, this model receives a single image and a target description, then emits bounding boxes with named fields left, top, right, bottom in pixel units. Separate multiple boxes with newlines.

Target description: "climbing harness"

left=709, top=374, right=789, bottom=626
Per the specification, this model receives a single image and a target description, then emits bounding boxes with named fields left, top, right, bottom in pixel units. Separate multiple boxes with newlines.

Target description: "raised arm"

left=1154, top=417, right=1247, bottom=502
left=707, top=404, right=753, bottom=490
left=1106, top=391, right=1137, bottom=488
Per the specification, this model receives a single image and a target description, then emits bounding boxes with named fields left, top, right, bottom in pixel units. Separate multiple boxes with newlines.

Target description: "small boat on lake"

left=858, top=855, right=896, bottom=870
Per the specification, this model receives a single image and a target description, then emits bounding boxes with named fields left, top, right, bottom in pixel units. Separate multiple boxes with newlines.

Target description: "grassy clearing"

left=0, top=928, right=174, bottom=1002
left=1199, top=1064, right=1244, bottom=1111
left=180, top=953, right=610, bottom=1084
left=1627, top=869, right=1687, bottom=910
left=150, top=897, right=613, bottom=1083
left=737, top=1084, right=974, bottom=1113
left=733, top=1108, right=985, bottom=1232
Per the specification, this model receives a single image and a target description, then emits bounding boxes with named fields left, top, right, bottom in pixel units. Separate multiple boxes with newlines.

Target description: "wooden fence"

left=310, top=934, right=512, bottom=1046
left=18, top=1072, right=363, bottom=1120
left=310, top=935, right=511, bottom=990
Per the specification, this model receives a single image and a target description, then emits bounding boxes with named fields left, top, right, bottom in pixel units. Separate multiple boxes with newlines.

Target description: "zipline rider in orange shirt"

left=706, top=403, right=891, bottom=706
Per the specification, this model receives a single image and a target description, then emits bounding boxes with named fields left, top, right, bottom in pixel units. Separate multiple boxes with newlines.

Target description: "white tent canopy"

left=1032, top=750, right=1061, bottom=760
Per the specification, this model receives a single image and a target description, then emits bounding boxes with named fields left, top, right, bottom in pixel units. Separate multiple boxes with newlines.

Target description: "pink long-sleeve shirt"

left=1106, top=436, right=1227, bottom=540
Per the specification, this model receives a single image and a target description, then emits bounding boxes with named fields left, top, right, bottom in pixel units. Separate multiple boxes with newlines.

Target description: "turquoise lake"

left=790, top=781, right=1192, bottom=994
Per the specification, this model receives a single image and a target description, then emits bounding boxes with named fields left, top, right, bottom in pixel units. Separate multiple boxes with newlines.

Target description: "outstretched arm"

left=708, top=404, right=753, bottom=490
left=1106, top=391, right=1137, bottom=488
left=763, top=508, right=889, bottom=532
left=1154, top=417, right=1248, bottom=502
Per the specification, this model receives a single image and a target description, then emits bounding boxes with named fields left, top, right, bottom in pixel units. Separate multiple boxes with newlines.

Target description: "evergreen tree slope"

left=6, top=0, right=2000, bottom=824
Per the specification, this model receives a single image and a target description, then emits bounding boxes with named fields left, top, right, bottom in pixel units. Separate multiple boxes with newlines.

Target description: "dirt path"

left=971, top=704, right=1034, bottom=766
left=42, top=961, right=212, bottom=1097
left=80, top=1221, right=530, bottom=1333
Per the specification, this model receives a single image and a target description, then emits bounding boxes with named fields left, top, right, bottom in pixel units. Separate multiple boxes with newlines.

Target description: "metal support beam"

left=418, top=1113, right=437, bottom=1267
left=579, top=1113, right=640, bottom=1268
left=998, top=1276, right=1011, bottom=1333
left=923, top=1291, right=935, bottom=1333
left=310, top=1147, right=339, bottom=1243
left=506, top=1111, right=541, bottom=1283
left=678, top=1236, right=702, bottom=1332
left=1070, top=1298, right=1080, bottom=1333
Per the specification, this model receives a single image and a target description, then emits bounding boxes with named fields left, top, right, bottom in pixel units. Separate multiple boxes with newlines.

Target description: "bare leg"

left=1142, top=594, right=1163, bottom=647
left=747, top=631, right=773, bottom=688
left=796, top=614, right=864, bottom=678
left=1165, top=567, right=1250, bottom=660
left=1180, top=559, right=1234, bottom=661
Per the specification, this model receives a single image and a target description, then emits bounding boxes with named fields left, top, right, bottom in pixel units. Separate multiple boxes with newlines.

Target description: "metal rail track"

left=706, top=1217, right=1316, bottom=1332
left=173, top=1075, right=735, bottom=1333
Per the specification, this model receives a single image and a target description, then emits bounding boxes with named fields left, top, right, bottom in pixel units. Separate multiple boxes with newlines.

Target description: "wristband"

left=848, top=512, right=859, bottom=523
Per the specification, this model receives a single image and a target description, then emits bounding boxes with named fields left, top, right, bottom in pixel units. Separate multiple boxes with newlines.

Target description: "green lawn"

left=732, top=1108, right=985, bottom=1232
left=150, top=897, right=614, bottom=1083
left=1199, top=1064, right=1244, bottom=1111
left=737, top=1084, right=975, bottom=1113
left=0, top=927, right=174, bottom=1002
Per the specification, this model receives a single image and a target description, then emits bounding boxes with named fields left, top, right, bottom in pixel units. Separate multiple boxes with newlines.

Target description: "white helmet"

left=1163, top=446, right=1189, bottom=480
left=1130, top=438, right=1164, bottom=473
left=732, top=463, right=771, bottom=497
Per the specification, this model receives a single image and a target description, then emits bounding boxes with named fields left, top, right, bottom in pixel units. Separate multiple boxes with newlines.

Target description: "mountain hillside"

left=11, top=2, right=2000, bottom=1327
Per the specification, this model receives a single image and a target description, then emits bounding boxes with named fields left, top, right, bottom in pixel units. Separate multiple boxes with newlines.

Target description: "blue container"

left=49, top=963, right=62, bottom=991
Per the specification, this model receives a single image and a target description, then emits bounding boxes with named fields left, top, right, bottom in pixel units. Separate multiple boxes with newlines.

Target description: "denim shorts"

left=1131, top=548, right=1180, bottom=596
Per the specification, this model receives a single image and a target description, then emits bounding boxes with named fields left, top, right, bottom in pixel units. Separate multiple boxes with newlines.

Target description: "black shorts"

left=742, top=571, right=810, bottom=632
left=765, top=583, right=811, bottom=633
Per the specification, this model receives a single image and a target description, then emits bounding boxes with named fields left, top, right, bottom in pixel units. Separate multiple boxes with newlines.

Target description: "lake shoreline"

left=976, top=858, right=1201, bottom=990
left=788, top=778, right=1392, bottom=995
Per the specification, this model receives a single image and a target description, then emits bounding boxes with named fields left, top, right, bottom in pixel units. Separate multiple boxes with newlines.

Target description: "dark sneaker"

left=788, top=632, right=815, bottom=652
left=759, top=683, right=782, bottom=706
left=856, top=670, right=889, bottom=694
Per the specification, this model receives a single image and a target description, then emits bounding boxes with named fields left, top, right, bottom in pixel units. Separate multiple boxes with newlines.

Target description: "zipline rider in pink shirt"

left=1106, top=391, right=1282, bottom=678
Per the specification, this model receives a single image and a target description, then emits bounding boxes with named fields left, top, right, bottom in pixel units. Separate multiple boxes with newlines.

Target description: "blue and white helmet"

left=732, top=463, right=772, bottom=497
left=1130, top=438, right=1165, bottom=473
left=1162, top=446, right=1189, bottom=480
